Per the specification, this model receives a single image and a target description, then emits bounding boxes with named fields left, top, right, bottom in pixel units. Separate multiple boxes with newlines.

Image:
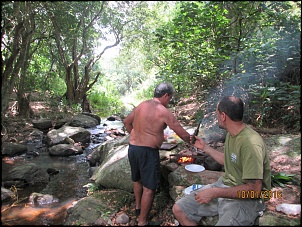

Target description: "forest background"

left=1, top=1, right=301, bottom=133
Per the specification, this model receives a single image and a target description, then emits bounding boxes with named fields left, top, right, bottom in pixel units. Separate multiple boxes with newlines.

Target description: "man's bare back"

left=123, top=98, right=190, bottom=148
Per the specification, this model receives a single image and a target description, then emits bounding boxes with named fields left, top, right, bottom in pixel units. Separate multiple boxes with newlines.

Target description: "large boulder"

left=197, top=127, right=226, bottom=144
left=32, top=118, right=52, bottom=130
left=168, top=167, right=224, bottom=201
left=64, top=196, right=115, bottom=226
left=81, top=112, right=101, bottom=124
left=1, top=142, right=28, bottom=156
left=46, top=126, right=91, bottom=147
left=69, top=114, right=99, bottom=128
left=91, top=144, right=133, bottom=192
left=64, top=189, right=134, bottom=226
left=87, top=135, right=130, bottom=167
left=6, top=163, right=49, bottom=186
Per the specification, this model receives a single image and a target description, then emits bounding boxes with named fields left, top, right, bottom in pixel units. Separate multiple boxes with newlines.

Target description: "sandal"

left=135, top=208, right=141, bottom=216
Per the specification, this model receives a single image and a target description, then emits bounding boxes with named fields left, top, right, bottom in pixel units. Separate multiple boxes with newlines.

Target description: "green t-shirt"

left=222, top=125, right=271, bottom=191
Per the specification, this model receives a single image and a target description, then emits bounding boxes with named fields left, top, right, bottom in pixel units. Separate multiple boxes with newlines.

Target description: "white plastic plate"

left=184, top=184, right=204, bottom=195
left=185, top=164, right=205, bottom=172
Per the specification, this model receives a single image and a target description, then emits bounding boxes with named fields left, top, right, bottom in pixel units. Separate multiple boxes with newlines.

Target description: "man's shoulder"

left=246, top=125, right=263, bottom=137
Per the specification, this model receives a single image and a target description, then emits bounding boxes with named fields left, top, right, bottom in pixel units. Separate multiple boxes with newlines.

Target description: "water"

left=1, top=119, right=124, bottom=225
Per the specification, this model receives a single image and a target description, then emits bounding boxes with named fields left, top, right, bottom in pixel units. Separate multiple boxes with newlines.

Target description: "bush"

left=248, top=82, right=300, bottom=132
left=89, top=90, right=123, bottom=117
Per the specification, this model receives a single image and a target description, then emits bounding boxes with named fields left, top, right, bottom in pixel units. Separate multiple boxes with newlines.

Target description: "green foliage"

left=71, top=103, right=82, bottom=113
left=271, top=172, right=298, bottom=188
left=47, top=76, right=66, bottom=97
left=101, top=211, right=111, bottom=219
left=83, top=183, right=99, bottom=196
left=134, top=84, right=156, bottom=101
left=88, top=82, right=123, bottom=117
left=195, top=109, right=204, bottom=124
left=152, top=1, right=234, bottom=92
left=150, top=1, right=300, bottom=98
left=248, top=82, right=300, bottom=131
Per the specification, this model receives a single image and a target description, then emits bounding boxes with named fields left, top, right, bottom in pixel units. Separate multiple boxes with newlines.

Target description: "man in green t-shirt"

left=173, top=96, right=271, bottom=226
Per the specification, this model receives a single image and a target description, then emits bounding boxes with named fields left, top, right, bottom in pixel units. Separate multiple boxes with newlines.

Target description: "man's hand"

left=190, top=135, right=206, bottom=150
left=194, top=188, right=217, bottom=204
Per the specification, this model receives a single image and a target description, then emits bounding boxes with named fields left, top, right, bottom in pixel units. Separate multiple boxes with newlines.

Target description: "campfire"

left=170, top=154, right=199, bottom=165
left=170, top=152, right=206, bottom=166
left=178, top=156, right=194, bottom=164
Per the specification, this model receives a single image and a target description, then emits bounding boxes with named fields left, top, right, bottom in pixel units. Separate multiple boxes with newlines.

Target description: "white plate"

left=184, top=184, right=204, bottom=195
left=185, top=164, right=205, bottom=172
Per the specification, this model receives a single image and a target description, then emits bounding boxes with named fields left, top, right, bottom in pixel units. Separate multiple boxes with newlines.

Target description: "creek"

left=1, top=119, right=124, bottom=225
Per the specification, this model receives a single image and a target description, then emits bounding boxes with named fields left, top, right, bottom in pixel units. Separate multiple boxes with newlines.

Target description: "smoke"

left=200, top=72, right=276, bottom=143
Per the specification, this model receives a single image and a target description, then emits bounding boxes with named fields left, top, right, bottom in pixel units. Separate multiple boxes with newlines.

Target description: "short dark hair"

left=217, top=96, right=244, bottom=121
left=154, top=82, right=175, bottom=98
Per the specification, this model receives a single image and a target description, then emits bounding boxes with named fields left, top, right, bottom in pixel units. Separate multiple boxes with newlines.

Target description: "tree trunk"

left=82, top=95, right=92, bottom=113
left=17, top=92, right=33, bottom=118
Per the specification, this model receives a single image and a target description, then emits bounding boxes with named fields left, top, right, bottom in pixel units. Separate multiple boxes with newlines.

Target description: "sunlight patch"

left=278, top=136, right=292, bottom=146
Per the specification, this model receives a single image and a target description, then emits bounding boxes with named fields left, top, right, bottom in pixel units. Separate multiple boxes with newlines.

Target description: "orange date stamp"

left=237, top=190, right=282, bottom=199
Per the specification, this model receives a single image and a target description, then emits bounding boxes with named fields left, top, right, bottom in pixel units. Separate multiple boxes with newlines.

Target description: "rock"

left=88, top=167, right=98, bottom=177
left=2, top=180, right=27, bottom=188
left=69, top=114, right=99, bottom=128
left=115, top=212, right=129, bottom=224
left=64, top=197, right=108, bottom=225
left=168, top=168, right=224, bottom=201
left=46, top=125, right=91, bottom=147
left=168, top=167, right=224, bottom=188
left=48, top=144, right=83, bottom=156
left=64, top=189, right=133, bottom=225
left=204, top=156, right=222, bottom=171
left=64, top=137, right=75, bottom=144
left=91, top=144, right=133, bottom=192
left=198, top=127, right=226, bottom=144
left=1, top=142, right=28, bottom=156
left=1, top=187, right=14, bottom=201
left=7, top=163, right=49, bottom=186
left=87, top=134, right=129, bottom=166
left=276, top=203, right=301, bottom=215
left=81, top=112, right=101, bottom=124
left=32, top=118, right=52, bottom=130
left=29, top=192, right=59, bottom=205
left=107, top=116, right=117, bottom=121
left=47, top=168, right=60, bottom=175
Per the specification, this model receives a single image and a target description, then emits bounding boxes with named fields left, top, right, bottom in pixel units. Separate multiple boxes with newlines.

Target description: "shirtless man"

left=123, top=82, right=190, bottom=226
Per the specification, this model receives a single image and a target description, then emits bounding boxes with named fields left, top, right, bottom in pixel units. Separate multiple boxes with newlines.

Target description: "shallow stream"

left=1, top=119, right=124, bottom=225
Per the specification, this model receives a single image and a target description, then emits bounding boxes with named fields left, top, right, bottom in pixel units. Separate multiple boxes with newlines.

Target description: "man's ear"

left=221, top=112, right=227, bottom=121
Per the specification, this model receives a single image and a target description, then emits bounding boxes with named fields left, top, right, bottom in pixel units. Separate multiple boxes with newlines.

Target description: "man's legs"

left=172, top=182, right=222, bottom=226
left=138, top=186, right=155, bottom=226
left=133, top=181, right=143, bottom=211
left=172, top=204, right=198, bottom=226
left=216, top=198, right=264, bottom=226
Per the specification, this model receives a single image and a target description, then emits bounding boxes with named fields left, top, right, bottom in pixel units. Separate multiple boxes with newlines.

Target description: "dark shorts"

left=128, top=144, right=160, bottom=190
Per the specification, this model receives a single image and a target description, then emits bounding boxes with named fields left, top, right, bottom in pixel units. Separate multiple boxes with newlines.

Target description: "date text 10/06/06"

left=237, top=190, right=282, bottom=199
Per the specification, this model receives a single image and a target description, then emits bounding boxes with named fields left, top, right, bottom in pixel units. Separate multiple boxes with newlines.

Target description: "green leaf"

left=276, top=181, right=285, bottom=187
